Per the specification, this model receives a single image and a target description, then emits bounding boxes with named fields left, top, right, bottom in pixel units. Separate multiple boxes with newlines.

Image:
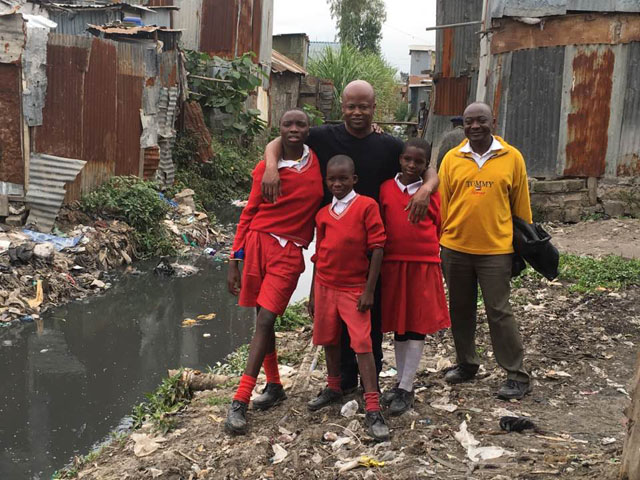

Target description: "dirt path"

left=547, top=218, right=640, bottom=259
left=70, top=272, right=639, bottom=479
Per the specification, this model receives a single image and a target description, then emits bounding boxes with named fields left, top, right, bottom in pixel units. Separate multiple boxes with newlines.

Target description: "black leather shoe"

left=497, top=379, right=532, bottom=400
left=364, top=411, right=390, bottom=441
left=389, top=388, right=414, bottom=416
left=444, top=365, right=478, bottom=384
left=380, top=385, right=400, bottom=407
left=307, top=387, right=343, bottom=411
left=225, top=400, right=248, bottom=434
left=252, top=383, right=286, bottom=411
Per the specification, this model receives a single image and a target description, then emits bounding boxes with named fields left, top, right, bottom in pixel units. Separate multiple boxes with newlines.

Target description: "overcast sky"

left=273, top=0, right=437, bottom=73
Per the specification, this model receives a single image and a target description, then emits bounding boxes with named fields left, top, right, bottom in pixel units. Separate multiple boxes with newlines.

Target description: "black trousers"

left=339, top=280, right=383, bottom=390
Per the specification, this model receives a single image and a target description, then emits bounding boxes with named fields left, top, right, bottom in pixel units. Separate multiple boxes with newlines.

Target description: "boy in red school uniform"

left=378, top=138, right=450, bottom=416
left=225, top=109, right=324, bottom=434
left=307, top=155, right=390, bottom=441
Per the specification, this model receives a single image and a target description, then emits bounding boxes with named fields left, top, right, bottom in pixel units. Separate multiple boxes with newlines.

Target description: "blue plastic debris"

left=22, top=229, right=81, bottom=251
left=158, top=192, right=178, bottom=208
left=20, top=315, right=34, bottom=323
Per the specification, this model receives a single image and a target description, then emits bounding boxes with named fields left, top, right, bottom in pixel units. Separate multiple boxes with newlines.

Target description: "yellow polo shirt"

left=438, top=136, right=532, bottom=255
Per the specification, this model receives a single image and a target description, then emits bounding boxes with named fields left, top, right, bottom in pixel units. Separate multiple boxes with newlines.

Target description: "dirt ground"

left=69, top=219, right=640, bottom=479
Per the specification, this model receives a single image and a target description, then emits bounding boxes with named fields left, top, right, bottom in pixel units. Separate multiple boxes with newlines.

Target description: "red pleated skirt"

left=381, top=261, right=451, bottom=335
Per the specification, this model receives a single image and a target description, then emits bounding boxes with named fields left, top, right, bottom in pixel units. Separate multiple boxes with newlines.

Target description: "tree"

left=327, top=0, right=387, bottom=54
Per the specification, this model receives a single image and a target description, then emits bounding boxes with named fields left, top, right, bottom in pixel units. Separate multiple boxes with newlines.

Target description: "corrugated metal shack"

left=0, top=8, right=184, bottom=231
left=425, top=0, right=483, bottom=155
left=431, top=0, right=640, bottom=220
left=269, top=50, right=307, bottom=127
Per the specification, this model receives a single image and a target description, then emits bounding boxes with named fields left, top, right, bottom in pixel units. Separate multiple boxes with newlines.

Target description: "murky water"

left=0, top=256, right=257, bottom=479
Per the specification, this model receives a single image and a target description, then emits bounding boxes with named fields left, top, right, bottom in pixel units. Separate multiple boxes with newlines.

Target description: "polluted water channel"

left=0, top=255, right=262, bottom=479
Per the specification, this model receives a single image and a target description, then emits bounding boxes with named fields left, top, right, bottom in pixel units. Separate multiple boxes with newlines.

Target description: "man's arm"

left=261, top=137, right=283, bottom=203
left=511, top=154, right=533, bottom=223
left=358, top=248, right=383, bottom=312
left=406, top=167, right=440, bottom=223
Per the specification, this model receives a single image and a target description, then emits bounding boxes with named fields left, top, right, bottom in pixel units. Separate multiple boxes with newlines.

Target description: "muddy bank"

left=0, top=201, right=236, bottom=327
left=67, top=267, right=640, bottom=479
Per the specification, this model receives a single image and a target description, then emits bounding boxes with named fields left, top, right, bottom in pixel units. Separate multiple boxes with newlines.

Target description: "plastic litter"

left=271, top=444, right=288, bottom=464
left=23, top=229, right=80, bottom=251
left=455, top=421, right=510, bottom=462
left=341, top=399, right=359, bottom=418
left=499, top=416, right=537, bottom=433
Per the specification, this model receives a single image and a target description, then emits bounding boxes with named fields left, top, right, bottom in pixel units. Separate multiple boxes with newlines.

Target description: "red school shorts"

left=238, top=231, right=305, bottom=316
left=312, top=282, right=372, bottom=354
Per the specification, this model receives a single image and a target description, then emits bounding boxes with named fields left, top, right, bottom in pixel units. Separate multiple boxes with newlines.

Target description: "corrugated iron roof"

left=490, top=0, right=640, bottom=18
left=87, top=23, right=181, bottom=34
left=271, top=49, right=306, bottom=75
left=25, top=153, right=86, bottom=232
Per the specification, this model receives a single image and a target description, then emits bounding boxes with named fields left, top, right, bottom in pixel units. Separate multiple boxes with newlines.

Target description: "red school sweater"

left=379, top=179, right=442, bottom=263
left=232, top=150, right=324, bottom=253
left=313, top=194, right=386, bottom=290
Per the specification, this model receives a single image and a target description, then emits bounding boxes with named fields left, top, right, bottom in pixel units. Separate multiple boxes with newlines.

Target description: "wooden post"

left=621, top=352, right=640, bottom=480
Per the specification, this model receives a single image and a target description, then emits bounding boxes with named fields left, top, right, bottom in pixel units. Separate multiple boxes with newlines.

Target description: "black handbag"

left=512, top=216, right=559, bottom=281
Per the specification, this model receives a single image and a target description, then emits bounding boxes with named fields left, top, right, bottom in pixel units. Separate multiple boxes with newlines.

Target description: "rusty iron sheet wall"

left=143, top=146, right=160, bottom=179
left=564, top=46, right=614, bottom=177
left=200, top=0, right=238, bottom=57
left=618, top=41, right=640, bottom=177
left=491, top=14, right=640, bottom=54
left=435, top=0, right=482, bottom=77
left=503, top=47, right=565, bottom=178
left=0, top=64, right=24, bottom=185
left=433, top=77, right=470, bottom=116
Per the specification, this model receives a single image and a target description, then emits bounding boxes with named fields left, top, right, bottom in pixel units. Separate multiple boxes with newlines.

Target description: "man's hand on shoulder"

left=261, top=164, right=281, bottom=203
left=406, top=183, right=434, bottom=223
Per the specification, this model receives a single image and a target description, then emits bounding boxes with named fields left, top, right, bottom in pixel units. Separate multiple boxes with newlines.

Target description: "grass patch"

left=81, top=176, right=175, bottom=259
left=206, top=395, right=232, bottom=407
left=131, top=371, right=192, bottom=434
left=558, top=254, right=640, bottom=292
left=208, top=344, right=250, bottom=376
left=275, top=300, right=311, bottom=332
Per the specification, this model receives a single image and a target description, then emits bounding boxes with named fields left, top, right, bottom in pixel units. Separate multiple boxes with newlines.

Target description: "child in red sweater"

left=308, top=155, right=390, bottom=442
left=379, top=138, right=450, bottom=416
left=225, top=109, right=324, bottom=434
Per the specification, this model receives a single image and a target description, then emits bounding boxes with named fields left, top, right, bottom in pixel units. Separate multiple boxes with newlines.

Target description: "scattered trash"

left=203, top=247, right=217, bottom=256
left=331, top=436, right=353, bottom=451
left=601, top=437, right=616, bottom=445
left=91, top=279, right=106, bottom=289
left=131, top=433, right=166, bottom=457
left=147, top=467, right=163, bottom=478
left=158, top=192, right=178, bottom=208
left=323, top=431, right=338, bottom=442
left=21, top=315, right=34, bottom=323
left=33, top=242, right=55, bottom=260
left=418, top=418, right=432, bottom=426
left=27, top=279, right=44, bottom=308
left=430, top=395, right=458, bottom=413
left=359, top=455, right=385, bottom=468
left=335, top=458, right=360, bottom=474
left=232, top=199, right=248, bottom=208
left=182, top=318, right=197, bottom=327
left=379, top=368, right=397, bottom=378
left=455, top=421, right=510, bottom=462
left=271, top=444, right=288, bottom=464
left=341, top=399, right=359, bottom=417
left=202, top=333, right=211, bottom=338
left=23, top=229, right=81, bottom=251
left=499, top=416, right=537, bottom=433
left=40, top=348, right=49, bottom=353
left=197, top=313, right=216, bottom=321
left=545, top=369, right=572, bottom=379
left=0, top=239, right=10, bottom=254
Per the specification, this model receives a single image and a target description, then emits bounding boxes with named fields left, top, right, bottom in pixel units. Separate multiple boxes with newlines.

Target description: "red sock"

left=327, top=375, right=342, bottom=393
left=263, top=351, right=281, bottom=385
left=364, top=392, right=380, bottom=412
left=233, top=374, right=257, bottom=404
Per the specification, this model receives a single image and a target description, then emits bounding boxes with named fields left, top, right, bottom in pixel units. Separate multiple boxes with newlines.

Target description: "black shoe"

left=389, top=388, right=414, bottom=416
left=364, top=411, right=390, bottom=441
left=224, top=400, right=248, bottom=434
left=497, top=379, right=532, bottom=400
left=380, top=385, right=400, bottom=407
left=252, top=383, right=286, bottom=411
left=444, top=365, right=478, bottom=384
left=307, top=387, right=343, bottom=412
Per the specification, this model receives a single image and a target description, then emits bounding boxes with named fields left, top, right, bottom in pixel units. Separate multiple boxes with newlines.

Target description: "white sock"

left=399, top=339, right=425, bottom=392
left=394, top=339, right=407, bottom=385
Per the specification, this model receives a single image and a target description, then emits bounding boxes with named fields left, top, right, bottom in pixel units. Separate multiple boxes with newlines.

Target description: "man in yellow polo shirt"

left=438, top=101, right=532, bottom=400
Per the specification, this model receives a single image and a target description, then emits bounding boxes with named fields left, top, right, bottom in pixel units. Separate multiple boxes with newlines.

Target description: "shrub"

left=80, top=176, right=175, bottom=258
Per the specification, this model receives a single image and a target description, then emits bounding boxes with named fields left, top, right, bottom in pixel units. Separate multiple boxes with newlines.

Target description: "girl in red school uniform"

left=378, top=138, right=451, bottom=416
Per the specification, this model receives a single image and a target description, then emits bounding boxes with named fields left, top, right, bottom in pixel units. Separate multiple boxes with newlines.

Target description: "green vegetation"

left=275, top=300, right=311, bottom=332
left=394, top=102, right=410, bottom=122
left=559, top=254, right=640, bottom=292
left=80, top=176, right=175, bottom=258
left=185, top=50, right=267, bottom=143
left=131, top=371, right=192, bottom=434
left=328, top=0, right=387, bottom=54
left=206, top=395, right=232, bottom=407
left=209, top=344, right=250, bottom=376
left=511, top=254, right=640, bottom=293
left=308, top=44, right=398, bottom=121
left=172, top=133, right=259, bottom=210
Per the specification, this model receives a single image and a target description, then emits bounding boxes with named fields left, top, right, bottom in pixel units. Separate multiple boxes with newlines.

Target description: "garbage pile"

left=0, top=220, right=135, bottom=325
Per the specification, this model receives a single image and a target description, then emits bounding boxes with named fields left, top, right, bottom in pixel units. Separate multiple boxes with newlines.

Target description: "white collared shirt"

left=460, top=136, right=502, bottom=169
left=331, top=189, right=357, bottom=215
left=270, top=145, right=310, bottom=248
left=394, top=173, right=423, bottom=196
left=277, top=144, right=310, bottom=171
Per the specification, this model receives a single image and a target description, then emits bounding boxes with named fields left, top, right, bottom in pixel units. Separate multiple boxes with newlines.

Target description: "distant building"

left=408, top=45, right=435, bottom=117
left=308, top=41, right=340, bottom=61
left=273, top=33, right=309, bottom=68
